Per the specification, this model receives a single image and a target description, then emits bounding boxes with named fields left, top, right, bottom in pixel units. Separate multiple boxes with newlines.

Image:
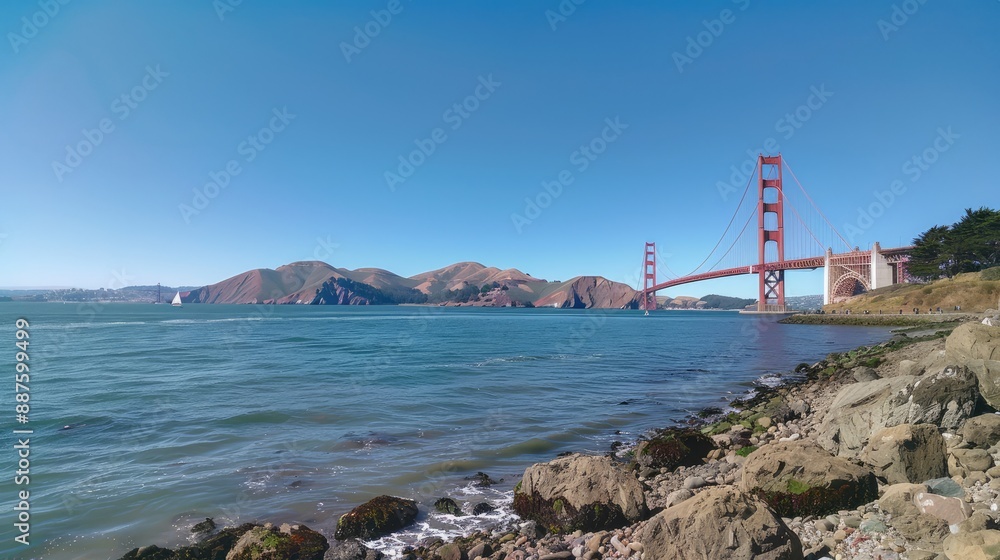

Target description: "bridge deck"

left=647, top=247, right=911, bottom=293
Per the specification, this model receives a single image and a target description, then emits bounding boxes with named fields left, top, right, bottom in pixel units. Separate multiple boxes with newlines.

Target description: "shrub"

left=983, top=267, right=1000, bottom=281
left=735, top=446, right=758, bottom=457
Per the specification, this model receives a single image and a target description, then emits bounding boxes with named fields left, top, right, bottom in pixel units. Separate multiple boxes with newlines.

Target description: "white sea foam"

left=364, top=488, right=517, bottom=558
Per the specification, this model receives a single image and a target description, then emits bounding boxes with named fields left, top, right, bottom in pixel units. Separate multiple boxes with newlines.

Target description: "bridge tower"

left=757, top=154, right=786, bottom=312
left=642, top=242, right=657, bottom=312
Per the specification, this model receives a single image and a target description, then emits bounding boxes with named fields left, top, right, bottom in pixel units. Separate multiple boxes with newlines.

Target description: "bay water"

left=0, top=303, right=891, bottom=559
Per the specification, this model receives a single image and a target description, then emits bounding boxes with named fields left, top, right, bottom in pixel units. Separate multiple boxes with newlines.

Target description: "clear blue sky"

left=0, top=1, right=996, bottom=298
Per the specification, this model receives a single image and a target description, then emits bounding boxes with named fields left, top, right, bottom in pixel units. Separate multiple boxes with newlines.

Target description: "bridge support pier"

left=642, top=242, right=656, bottom=312
left=757, top=154, right=786, bottom=312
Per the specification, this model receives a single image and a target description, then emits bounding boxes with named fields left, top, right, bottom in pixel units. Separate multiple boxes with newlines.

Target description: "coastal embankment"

left=779, top=312, right=974, bottom=327
left=120, top=315, right=1000, bottom=560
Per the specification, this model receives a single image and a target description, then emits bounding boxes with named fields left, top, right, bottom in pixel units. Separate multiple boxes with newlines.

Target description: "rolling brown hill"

left=410, top=262, right=540, bottom=294
left=185, top=260, right=643, bottom=308
left=531, top=276, right=641, bottom=309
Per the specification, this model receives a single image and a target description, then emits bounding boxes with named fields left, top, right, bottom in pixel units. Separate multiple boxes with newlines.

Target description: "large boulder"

left=891, top=512, right=951, bottom=546
left=878, top=483, right=927, bottom=518
left=226, top=523, right=328, bottom=560
left=817, top=367, right=978, bottom=458
left=741, top=441, right=878, bottom=517
left=860, top=424, right=948, bottom=484
left=633, top=428, right=715, bottom=471
left=943, top=529, right=1000, bottom=560
left=334, top=496, right=418, bottom=540
left=816, top=376, right=916, bottom=457
left=905, top=366, right=980, bottom=429
left=946, top=322, right=1000, bottom=408
left=513, top=453, right=647, bottom=533
left=639, top=486, right=803, bottom=560
left=913, top=491, right=973, bottom=527
left=951, top=448, right=994, bottom=474
left=960, top=414, right=1000, bottom=448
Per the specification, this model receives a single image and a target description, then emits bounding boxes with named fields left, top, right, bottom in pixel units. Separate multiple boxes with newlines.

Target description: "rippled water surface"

left=0, top=303, right=891, bottom=559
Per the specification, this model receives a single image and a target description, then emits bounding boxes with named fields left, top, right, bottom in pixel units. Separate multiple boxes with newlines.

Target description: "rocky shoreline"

left=778, top=313, right=973, bottom=327
left=120, top=315, right=1000, bottom=560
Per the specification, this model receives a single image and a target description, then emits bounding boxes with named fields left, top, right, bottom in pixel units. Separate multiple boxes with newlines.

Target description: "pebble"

left=683, top=476, right=707, bottom=489
left=610, top=535, right=629, bottom=556
left=586, top=532, right=604, bottom=553
left=859, top=518, right=887, bottom=533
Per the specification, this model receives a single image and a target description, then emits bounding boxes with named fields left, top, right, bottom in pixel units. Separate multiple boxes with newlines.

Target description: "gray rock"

left=817, top=367, right=978, bottom=458
left=853, top=366, right=881, bottom=382
left=434, top=497, right=463, bottom=516
left=943, top=529, right=1000, bottom=560
left=467, top=543, right=491, bottom=560
left=924, top=476, right=965, bottom=498
left=906, top=366, right=980, bottom=430
left=898, top=359, right=921, bottom=377
left=436, top=543, right=463, bottom=560
left=960, top=414, right=1000, bottom=449
left=952, top=448, right=994, bottom=472
left=878, top=483, right=927, bottom=518
left=335, top=496, right=418, bottom=540
left=472, top=502, right=495, bottom=516
left=945, top=323, right=1000, bottom=408
left=814, top=519, right=834, bottom=532
left=741, top=441, right=877, bottom=517
left=640, top=486, right=803, bottom=560
left=665, top=488, right=694, bottom=508
left=816, top=376, right=918, bottom=457
left=789, top=399, right=810, bottom=417
left=229, top=523, right=328, bottom=560
left=683, top=476, right=707, bottom=490
left=892, top=512, right=951, bottom=543
left=860, top=423, right=948, bottom=484
left=912, top=492, right=973, bottom=526
left=324, top=539, right=385, bottom=560
left=513, top=453, right=647, bottom=533
left=859, top=518, right=888, bottom=533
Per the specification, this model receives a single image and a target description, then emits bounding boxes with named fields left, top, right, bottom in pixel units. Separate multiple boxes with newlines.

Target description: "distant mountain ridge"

left=184, top=261, right=644, bottom=309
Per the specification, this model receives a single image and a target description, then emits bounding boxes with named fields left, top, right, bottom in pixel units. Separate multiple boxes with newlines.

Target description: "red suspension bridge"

left=641, top=154, right=912, bottom=313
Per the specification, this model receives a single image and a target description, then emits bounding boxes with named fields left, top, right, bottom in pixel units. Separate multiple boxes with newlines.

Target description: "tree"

left=909, top=207, right=1000, bottom=280
left=908, top=225, right=950, bottom=279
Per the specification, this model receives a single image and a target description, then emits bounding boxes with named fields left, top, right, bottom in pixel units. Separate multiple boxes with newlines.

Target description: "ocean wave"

left=365, top=489, right=518, bottom=558
left=470, top=353, right=600, bottom=367
left=217, top=411, right=293, bottom=426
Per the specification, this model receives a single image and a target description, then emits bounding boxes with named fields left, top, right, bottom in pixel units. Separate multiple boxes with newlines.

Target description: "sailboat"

left=171, top=291, right=183, bottom=307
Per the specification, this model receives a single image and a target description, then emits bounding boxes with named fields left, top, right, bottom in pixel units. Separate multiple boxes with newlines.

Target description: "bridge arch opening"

left=831, top=272, right=871, bottom=302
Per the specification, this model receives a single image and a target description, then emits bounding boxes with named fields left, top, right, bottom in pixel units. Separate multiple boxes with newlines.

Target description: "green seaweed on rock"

left=512, top=490, right=629, bottom=534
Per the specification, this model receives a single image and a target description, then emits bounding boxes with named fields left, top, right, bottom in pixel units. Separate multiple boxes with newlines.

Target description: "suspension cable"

left=685, top=163, right=757, bottom=276
left=782, top=157, right=852, bottom=251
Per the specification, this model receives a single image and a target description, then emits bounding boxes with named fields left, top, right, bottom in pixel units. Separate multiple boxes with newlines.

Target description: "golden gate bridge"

left=641, top=154, right=912, bottom=313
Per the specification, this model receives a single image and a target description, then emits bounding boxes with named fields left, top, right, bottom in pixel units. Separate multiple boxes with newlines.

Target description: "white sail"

left=171, top=292, right=182, bottom=306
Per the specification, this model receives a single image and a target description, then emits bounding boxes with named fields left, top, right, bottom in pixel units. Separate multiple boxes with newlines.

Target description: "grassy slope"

left=827, top=270, right=1000, bottom=314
